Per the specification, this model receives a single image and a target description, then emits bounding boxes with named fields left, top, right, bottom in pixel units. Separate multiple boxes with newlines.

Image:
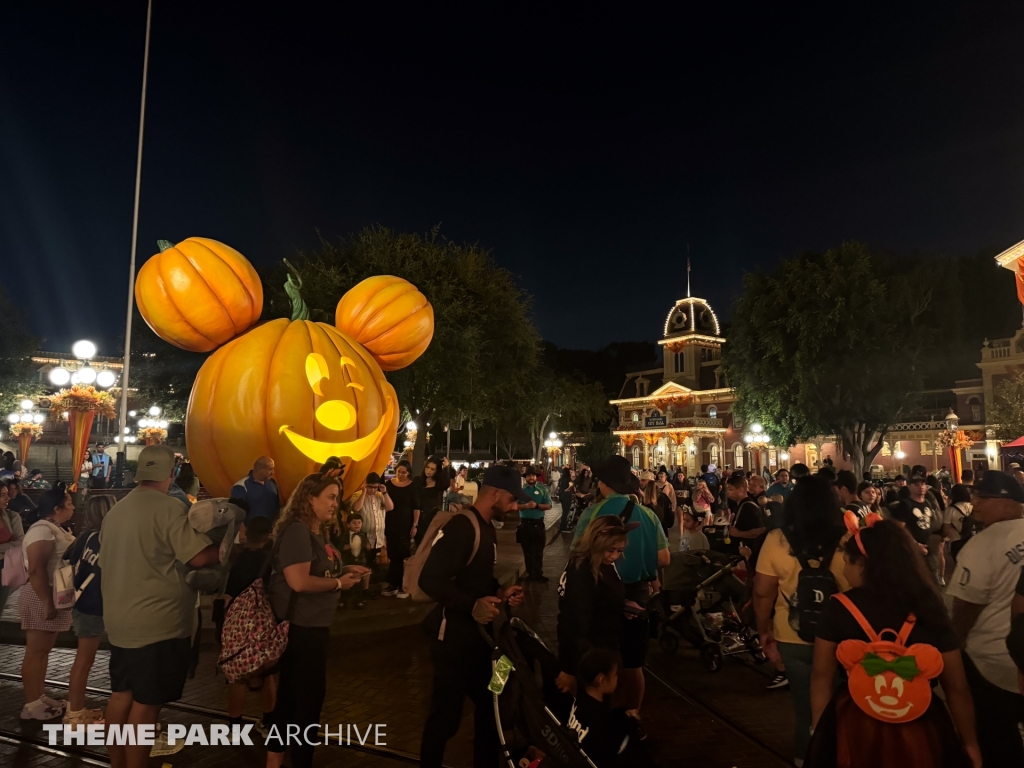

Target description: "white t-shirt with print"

left=947, top=517, right=1024, bottom=693
left=943, top=502, right=973, bottom=542
left=22, top=520, right=75, bottom=586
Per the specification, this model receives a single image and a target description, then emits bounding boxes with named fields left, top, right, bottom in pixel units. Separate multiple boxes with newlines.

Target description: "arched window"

left=733, top=443, right=744, bottom=469
left=631, top=411, right=640, bottom=423
left=632, top=446, right=640, bottom=467
left=673, top=351, right=684, bottom=374
left=710, top=444, right=720, bottom=464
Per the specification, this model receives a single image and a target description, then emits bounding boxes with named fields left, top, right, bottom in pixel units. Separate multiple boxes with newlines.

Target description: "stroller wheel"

left=658, top=630, right=680, bottom=655
left=700, top=642, right=724, bottom=673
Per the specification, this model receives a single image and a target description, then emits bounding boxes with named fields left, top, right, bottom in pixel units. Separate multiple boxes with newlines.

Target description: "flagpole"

left=687, top=243, right=691, bottom=298
left=115, top=0, right=153, bottom=487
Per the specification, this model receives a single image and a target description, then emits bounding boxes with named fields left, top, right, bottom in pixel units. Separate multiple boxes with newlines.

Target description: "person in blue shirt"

left=230, top=456, right=280, bottom=522
left=572, top=455, right=670, bottom=725
left=519, top=466, right=553, bottom=581
left=765, top=468, right=793, bottom=501
left=90, top=444, right=112, bottom=489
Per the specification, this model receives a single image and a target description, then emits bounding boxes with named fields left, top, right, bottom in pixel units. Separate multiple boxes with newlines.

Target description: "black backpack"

left=793, top=551, right=839, bottom=642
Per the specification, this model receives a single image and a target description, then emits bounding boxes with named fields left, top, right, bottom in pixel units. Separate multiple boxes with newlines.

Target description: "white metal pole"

left=116, top=0, right=153, bottom=486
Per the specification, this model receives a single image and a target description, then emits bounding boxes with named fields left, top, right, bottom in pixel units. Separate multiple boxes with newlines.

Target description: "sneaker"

left=20, top=698, right=64, bottom=720
left=396, top=591, right=410, bottom=599
left=63, top=707, right=104, bottom=725
left=766, top=673, right=789, bottom=690
left=355, top=601, right=366, bottom=609
left=150, top=729, right=185, bottom=757
left=381, top=587, right=398, bottom=597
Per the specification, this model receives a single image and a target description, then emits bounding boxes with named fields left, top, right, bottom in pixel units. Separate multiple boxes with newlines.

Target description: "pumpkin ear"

left=905, top=644, right=944, bottom=679
left=836, top=639, right=870, bottom=671
left=335, top=276, right=434, bottom=371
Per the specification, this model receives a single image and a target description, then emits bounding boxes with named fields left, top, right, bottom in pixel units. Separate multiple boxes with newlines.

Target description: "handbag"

left=33, top=519, right=76, bottom=609
left=53, top=562, right=76, bottom=609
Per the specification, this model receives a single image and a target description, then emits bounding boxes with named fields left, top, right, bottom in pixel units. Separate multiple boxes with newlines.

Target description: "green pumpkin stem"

left=283, top=258, right=310, bottom=322
left=157, top=239, right=174, bottom=252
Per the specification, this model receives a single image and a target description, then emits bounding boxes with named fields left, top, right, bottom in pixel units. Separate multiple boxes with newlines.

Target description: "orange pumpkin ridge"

left=135, top=237, right=263, bottom=353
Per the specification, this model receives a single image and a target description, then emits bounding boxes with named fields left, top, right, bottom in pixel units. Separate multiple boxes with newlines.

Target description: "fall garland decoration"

left=138, top=426, right=168, bottom=445
left=49, top=386, right=117, bottom=491
left=8, top=421, right=43, bottom=438
left=49, top=386, right=117, bottom=420
left=936, top=429, right=973, bottom=450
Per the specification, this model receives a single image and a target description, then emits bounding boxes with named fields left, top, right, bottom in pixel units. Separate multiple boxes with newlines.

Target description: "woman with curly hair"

left=265, top=462, right=371, bottom=768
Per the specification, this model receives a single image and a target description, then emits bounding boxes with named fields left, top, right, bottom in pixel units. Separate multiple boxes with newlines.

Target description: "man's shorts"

left=109, top=637, right=192, bottom=705
left=620, top=581, right=651, bottom=669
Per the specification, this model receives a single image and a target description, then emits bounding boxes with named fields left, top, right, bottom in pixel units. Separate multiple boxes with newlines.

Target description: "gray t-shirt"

left=268, top=521, right=341, bottom=627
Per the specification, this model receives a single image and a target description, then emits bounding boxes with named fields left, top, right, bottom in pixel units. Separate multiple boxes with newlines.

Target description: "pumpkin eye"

left=315, top=400, right=357, bottom=432
left=306, top=353, right=330, bottom=395
left=890, top=677, right=904, bottom=697
left=874, top=675, right=885, bottom=694
left=339, top=356, right=365, bottom=392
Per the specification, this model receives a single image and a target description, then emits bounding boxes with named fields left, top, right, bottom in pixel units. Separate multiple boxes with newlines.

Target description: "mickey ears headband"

left=844, top=510, right=883, bottom=557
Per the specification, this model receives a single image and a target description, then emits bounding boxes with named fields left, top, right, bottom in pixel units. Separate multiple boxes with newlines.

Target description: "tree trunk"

left=531, top=414, right=551, bottom=465
left=841, top=424, right=886, bottom=480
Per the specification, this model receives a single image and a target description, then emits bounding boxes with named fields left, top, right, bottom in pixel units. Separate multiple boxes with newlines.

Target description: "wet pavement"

left=0, top=503, right=796, bottom=767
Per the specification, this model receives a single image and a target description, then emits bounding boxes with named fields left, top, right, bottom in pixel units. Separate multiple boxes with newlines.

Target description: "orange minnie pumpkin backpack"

left=832, top=592, right=944, bottom=724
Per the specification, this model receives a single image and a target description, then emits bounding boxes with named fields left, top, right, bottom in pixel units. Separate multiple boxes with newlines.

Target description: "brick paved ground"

left=0, top=503, right=797, bottom=767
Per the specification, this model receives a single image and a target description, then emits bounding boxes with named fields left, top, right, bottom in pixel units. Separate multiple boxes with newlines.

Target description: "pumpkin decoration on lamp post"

left=134, top=239, right=434, bottom=501
left=138, top=426, right=169, bottom=446
left=49, top=386, right=116, bottom=492
left=7, top=403, right=44, bottom=468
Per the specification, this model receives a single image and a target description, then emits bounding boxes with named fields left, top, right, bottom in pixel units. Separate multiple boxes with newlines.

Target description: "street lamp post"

left=743, top=423, right=771, bottom=475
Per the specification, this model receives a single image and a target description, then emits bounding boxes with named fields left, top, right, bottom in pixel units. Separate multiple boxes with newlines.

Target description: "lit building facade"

left=612, top=293, right=1017, bottom=476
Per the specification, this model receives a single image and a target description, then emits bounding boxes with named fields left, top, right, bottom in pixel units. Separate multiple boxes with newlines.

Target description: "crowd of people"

left=7, top=434, right=1024, bottom=768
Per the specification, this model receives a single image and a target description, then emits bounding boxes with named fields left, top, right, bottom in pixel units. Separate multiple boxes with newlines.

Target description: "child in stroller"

left=481, top=614, right=654, bottom=768
left=652, top=548, right=766, bottom=672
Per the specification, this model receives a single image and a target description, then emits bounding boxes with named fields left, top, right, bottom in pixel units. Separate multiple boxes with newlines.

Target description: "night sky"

left=3, top=3, right=1024, bottom=354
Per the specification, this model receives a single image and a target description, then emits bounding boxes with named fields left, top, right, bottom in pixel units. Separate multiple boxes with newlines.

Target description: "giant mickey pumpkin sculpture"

left=135, top=238, right=434, bottom=500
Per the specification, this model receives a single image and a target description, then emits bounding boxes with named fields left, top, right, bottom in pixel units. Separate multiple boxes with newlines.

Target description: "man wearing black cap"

left=947, top=471, right=1024, bottom=765
left=571, top=455, right=670, bottom=725
left=887, top=469, right=940, bottom=549
left=418, top=464, right=529, bottom=768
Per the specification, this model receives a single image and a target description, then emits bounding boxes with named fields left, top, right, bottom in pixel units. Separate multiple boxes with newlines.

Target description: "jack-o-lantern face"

left=278, top=352, right=396, bottom=464
left=837, top=640, right=943, bottom=724
left=186, top=319, right=399, bottom=501
left=135, top=240, right=434, bottom=502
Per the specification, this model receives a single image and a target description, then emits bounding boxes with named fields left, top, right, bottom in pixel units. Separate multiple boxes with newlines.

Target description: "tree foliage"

left=262, top=226, right=541, bottom=469
left=575, top=431, right=618, bottom=468
left=988, top=370, right=1024, bottom=441
left=724, top=242, right=946, bottom=477
left=518, top=373, right=610, bottom=462
left=0, top=285, right=44, bottom=418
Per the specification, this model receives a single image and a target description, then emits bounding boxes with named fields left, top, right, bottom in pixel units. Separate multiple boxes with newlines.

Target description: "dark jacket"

left=419, top=506, right=498, bottom=649
left=557, top=560, right=624, bottom=674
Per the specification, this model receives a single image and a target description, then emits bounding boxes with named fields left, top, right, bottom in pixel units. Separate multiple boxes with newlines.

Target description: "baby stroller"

left=480, top=615, right=600, bottom=768
left=652, top=549, right=766, bottom=672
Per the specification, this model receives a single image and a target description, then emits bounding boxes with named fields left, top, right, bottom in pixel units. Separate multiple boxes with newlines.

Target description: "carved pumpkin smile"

left=280, top=395, right=397, bottom=464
